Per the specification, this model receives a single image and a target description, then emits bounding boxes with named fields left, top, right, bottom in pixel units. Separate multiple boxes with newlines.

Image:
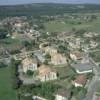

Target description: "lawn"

left=0, top=66, right=17, bottom=100
left=53, top=65, right=76, bottom=78
left=53, top=65, right=77, bottom=89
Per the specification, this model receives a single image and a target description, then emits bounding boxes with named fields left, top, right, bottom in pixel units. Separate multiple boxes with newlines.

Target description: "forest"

left=0, top=3, right=100, bottom=17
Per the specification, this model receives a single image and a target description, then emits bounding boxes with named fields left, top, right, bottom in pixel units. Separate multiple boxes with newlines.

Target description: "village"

left=0, top=14, right=100, bottom=100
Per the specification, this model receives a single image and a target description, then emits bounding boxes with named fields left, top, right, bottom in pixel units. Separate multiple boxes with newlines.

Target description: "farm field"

left=0, top=66, right=17, bottom=100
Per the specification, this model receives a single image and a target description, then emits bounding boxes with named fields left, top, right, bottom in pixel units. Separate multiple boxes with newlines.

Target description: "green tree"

left=0, top=62, right=7, bottom=68
left=0, top=29, right=8, bottom=39
left=27, top=70, right=33, bottom=76
left=45, top=54, right=51, bottom=59
left=10, top=59, right=22, bottom=89
left=22, top=41, right=32, bottom=49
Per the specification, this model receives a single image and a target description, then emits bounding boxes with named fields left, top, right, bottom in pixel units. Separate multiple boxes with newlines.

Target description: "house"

left=70, top=51, right=83, bottom=61
left=68, top=38, right=82, bottom=49
left=81, top=43, right=90, bottom=52
left=27, top=29, right=41, bottom=38
left=89, top=40, right=98, bottom=49
left=51, top=53, right=67, bottom=65
left=34, top=50, right=45, bottom=63
left=71, top=61, right=93, bottom=74
left=84, top=32, right=93, bottom=38
left=22, top=57, right=38, bottom=73
left=32, top=96, right=47, bottom=100
left=39, top=43, right=57, bottom=56
left=14, top=21, right=28, bottom=28
left=38, top=65, right=57, bottom=82
left=44, top=46, right=57, bottom=56
left=84, top=32, right=99, bottom=38
left=14, top=22, right=22, bottom=28
left=70, top=51, right=90, bottom=63
left=57, top=32, right=75, bottom=41
left=55, top=88, right=70, bottom=100
left=72, top=74, right=87, bottom=87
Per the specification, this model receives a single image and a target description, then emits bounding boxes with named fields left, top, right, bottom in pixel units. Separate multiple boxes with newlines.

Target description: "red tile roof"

left=74, top=75, right=87, bottom=85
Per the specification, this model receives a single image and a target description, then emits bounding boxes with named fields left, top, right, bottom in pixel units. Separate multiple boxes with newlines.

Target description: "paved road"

left=84, top=79, right=100, bottom=100
left=84, top=57, right=100, bottom=100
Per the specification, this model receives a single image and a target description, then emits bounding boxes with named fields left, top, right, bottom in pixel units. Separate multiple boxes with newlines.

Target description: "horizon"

left=0, top=0, right=100, bottom=6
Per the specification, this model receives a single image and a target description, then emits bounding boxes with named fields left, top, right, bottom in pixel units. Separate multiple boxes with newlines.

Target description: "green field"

left=0, top=38, right=22, bottom=47
left=44, top=18, right=100, bottom=32
left=0, top=66, right=17, bottom=100
left=44, top=21, right=88, bottom=32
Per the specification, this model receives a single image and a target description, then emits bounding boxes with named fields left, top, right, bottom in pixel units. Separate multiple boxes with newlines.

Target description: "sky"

left=0, top=0, right=100, bottom=5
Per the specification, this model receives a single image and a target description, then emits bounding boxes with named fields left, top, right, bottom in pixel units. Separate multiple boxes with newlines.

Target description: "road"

left=84, top=57, right=100, bottom=100
left=84, top=77, right=100, bottom=100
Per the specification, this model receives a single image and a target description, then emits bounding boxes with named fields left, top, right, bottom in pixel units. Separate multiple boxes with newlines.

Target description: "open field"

left=87, top=19, right=100, bottom=32
left=0, top=38, right=23, bottom=54
left=44, top=18, right=100, bottom=32
left=0, top=66, right=17, bottom=100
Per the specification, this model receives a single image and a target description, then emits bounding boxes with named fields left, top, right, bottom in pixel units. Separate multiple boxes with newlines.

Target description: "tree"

left=76, top=88, right=87, bottom=100
left=10, top=59, right=22, bottom=89
left=72, top=27, right=76, bottom=32
left=27, top=70, right=33, bottom=76
left=38, top=23, right=45, bottom=30
left=4, top=22, right=12, bottom=33
left=0, top=62, right=7, bottom=68
left=22, top=41, right=32, bottom=49
left=91, top=15, right=97, bottom=20
left=0, top=30, right=7, bottom=39
left=45, top=54, right=51, bottom=59
left=75, top=29, right=86, bottom=36
left=58, top=45, right=68, bottom=53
